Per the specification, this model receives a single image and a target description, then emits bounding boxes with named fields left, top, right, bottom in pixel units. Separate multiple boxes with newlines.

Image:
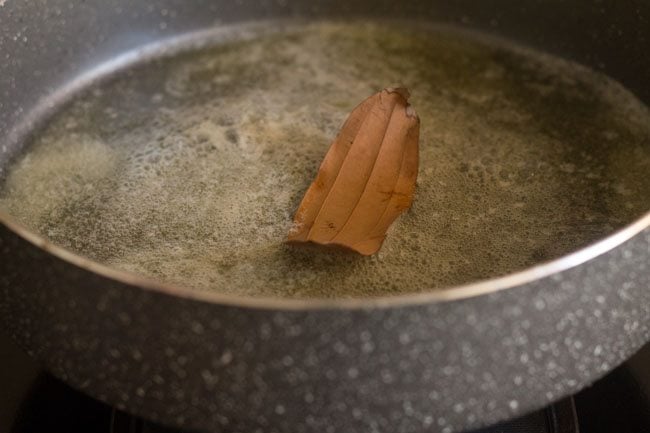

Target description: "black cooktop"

left=2, top=330, right=650, bottom=433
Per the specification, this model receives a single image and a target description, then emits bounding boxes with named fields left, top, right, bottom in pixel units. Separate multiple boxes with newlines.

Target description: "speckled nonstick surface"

left=0, top=1, right=649, bottom=432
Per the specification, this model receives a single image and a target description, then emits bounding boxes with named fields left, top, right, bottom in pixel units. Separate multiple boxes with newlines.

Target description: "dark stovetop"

left=2, top=329, right=650, bottom=433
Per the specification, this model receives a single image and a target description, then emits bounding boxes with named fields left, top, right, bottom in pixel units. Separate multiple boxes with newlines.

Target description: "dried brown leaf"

left=287, top=88, right=420, bottom=255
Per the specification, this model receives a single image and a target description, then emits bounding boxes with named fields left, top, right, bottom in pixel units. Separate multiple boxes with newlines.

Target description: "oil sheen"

left=1, top=22, right=649, bottom=298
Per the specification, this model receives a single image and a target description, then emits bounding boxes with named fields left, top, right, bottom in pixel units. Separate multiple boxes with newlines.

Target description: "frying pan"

left=1, top=1, right=649, bottom=432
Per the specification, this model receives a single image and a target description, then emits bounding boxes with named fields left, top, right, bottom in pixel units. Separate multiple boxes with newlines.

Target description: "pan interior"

left=0, top=21, right=649, bottom=299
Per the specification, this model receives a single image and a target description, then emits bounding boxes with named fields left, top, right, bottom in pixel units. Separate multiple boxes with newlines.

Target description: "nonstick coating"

left=1, top=1, right=649, bottom=432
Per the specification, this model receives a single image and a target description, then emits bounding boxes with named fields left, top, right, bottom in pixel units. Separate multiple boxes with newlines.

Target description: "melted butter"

left=1, top=22, right=649, bottom=298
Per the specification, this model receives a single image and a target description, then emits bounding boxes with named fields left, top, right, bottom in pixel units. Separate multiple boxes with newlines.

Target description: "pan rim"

left=1, top=209, right=648, bottom=310
left=1, top=20, right=649, bottom=311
